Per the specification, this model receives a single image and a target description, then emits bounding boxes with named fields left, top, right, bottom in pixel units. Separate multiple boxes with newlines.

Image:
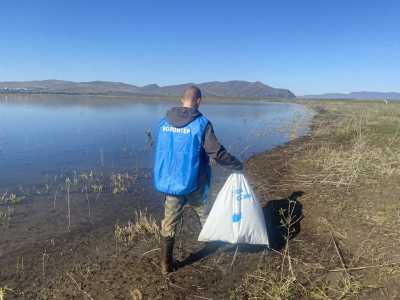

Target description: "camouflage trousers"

left=161, top=185, right=208, bottom=238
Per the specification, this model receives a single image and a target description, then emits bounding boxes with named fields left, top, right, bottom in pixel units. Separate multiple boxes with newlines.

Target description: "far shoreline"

left=1, top=92, right=395, bottom=105
left=0, top=92, right=299, bottom=106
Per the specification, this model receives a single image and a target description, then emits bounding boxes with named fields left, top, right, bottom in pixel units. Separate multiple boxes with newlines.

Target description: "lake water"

left=0, top=94, right=314, bottom=188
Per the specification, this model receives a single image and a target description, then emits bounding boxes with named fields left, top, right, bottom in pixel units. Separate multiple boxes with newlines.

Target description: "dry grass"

left=130, top=288, right=143, bottom=300
left=239, top=267, right=364, bottom=300
left=239, top=270, right=298, bottom=300
left=114, top=210, right=160, bottom=246
left=240, top=100, right=400, bottom=299
left=0, top=287, right=18, bottom=300
left=300, top=101, right=400, bottom=187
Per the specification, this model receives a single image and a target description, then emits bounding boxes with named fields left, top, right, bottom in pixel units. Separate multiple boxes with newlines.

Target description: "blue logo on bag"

left=234, top=188, right=251, bottom=201
left=232, top=213, right=241, bottom=222
left=232, top=187, right=252, bottom=223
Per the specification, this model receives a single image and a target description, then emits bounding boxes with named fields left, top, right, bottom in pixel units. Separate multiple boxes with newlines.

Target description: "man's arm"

left=203, top=122, right=243, bottom=170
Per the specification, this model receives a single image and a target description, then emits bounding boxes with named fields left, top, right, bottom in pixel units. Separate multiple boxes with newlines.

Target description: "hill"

left=0, top=80, right=295, bottom=98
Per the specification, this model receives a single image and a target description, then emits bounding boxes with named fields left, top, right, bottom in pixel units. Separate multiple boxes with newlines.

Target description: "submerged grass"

left=0, top=207, right=13, bottom=227
left=0, top=192, right=25, bottom=205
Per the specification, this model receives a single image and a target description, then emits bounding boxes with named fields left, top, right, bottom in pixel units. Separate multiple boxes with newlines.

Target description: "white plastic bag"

left=198, top=173, right=269, bottom=245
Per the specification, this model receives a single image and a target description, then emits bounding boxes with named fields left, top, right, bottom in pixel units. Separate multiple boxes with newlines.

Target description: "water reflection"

left=0, top=94, right=313, bottom=187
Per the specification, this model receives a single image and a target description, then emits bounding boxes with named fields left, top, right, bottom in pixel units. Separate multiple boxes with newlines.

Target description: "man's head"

left=181, top=86, right=202, bottom=109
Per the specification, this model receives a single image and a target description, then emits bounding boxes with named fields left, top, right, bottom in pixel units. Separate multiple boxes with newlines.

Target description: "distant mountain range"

left=303, top=91, right=400, bottom=100
left=0, top=80, right=295, bottom=99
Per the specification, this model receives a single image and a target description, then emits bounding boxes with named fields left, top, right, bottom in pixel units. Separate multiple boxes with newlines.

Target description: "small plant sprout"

left=73, top=170, right=78, bottom=185
left=83, top=184, right=91, bottom=220
left=53, top=185, right=58, bottom=209
left=42, top=249, right=49, bottom=278
left=78, top=171, right=104, bottom=220
left=0, top=206, right=14, bottom=228
left=16, top=256, right=24, bottom=273
left=92, top=183, right=103, bottom=197
left=65, top=177, right=71, bottom=231
left=278, top=198, right=301, bottom=280
left=111, top=173, right=136, bottom=194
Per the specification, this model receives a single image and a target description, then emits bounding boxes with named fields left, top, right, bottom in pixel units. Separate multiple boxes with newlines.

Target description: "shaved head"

left=182, top=86, right=202, bottom=101
left=181, top=86, right=202, bottom=109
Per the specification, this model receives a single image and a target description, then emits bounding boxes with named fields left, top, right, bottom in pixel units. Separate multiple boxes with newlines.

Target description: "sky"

left=0, top=0, right=399, bottom=95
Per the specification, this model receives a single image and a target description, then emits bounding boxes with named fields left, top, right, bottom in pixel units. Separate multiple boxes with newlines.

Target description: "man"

left=154, top=86, right=243, bottom=274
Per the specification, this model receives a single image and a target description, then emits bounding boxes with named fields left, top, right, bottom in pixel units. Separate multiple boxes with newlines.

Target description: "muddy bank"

left=0, top=136, right=311, bottom=299
left=0, top=167, right=278, bottom=299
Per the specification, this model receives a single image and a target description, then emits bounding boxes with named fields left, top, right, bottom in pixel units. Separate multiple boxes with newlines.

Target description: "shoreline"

left=2, top=100, right=399, bottom=298
left=0, top=92, right=296, bottom=103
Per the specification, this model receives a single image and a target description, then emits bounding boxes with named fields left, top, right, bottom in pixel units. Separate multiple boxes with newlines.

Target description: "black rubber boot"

left=160, top=236, right=175, bottom=274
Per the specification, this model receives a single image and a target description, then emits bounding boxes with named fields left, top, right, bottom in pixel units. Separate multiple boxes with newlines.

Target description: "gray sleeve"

left=203, top=122, right=243, bottom=170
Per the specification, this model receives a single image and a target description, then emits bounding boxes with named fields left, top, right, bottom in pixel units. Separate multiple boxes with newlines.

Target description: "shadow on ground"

left=264, top=191, right=304, bottom=250
left=178, top=191, right=304, bottom=268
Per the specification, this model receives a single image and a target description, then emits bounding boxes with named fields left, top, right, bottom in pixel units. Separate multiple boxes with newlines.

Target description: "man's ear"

left=196, top=98, right=202, bottom=106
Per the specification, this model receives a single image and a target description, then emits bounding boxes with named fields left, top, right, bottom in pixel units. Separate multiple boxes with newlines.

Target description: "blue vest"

left=154, top=115, right=210, bottom=196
